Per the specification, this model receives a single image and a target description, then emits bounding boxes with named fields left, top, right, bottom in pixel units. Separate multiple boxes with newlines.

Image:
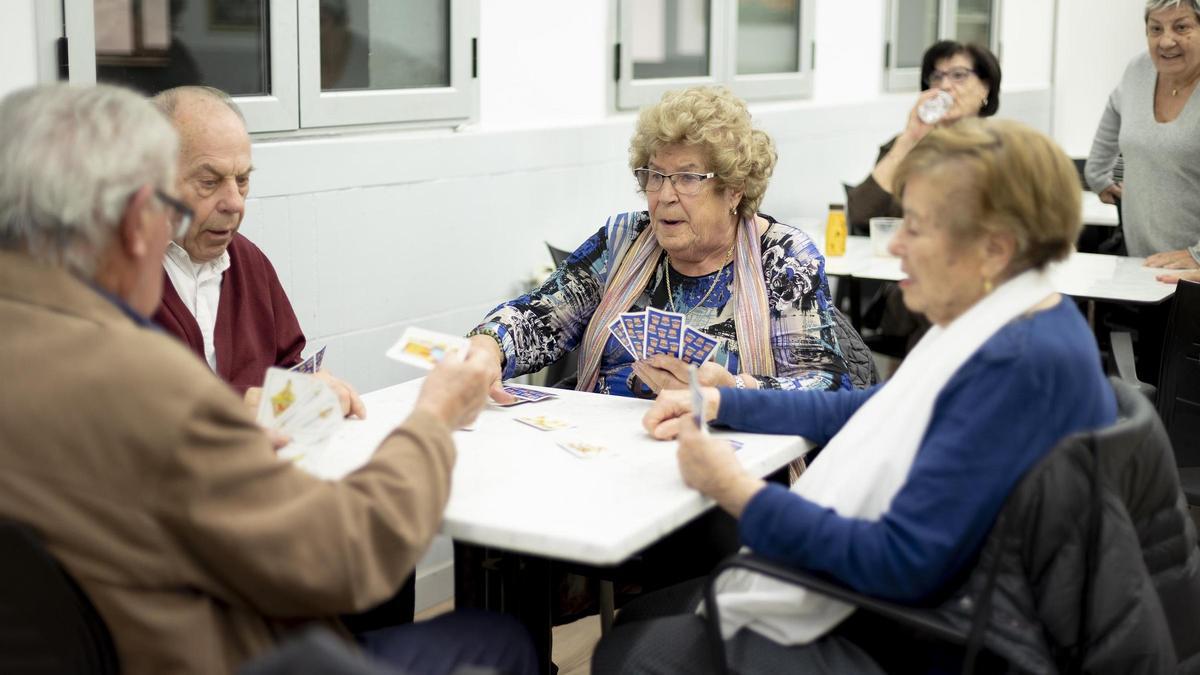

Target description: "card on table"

left=514, top=414, right=573, bottom=431
left=644, top=307, right=685, bottom=358
left=495, top=384, right=557, bottom=407
left=680, top=327, right=719, bottom=365
left=619, top=312, right=647, bottom=360
left=385, top=327, right=469, bottom=369
left=290, top=345, right=328, bottom=374
left=557, top=438, right=610, bottom=459
left=607, top=318, right=638, bottom=359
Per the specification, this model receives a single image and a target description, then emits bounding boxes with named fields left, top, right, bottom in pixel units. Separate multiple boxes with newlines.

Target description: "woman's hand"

left=675, top=414, right=765, bottom=518
left=1098, top=183, right=1123, bottom=205
left=643, top=387, right=722, bottom=440
left=631, top=355, right=736, bottom=394
left=1155, top=267, right=1200, bottom=284
left=1145, top=249, right=1200, bottom=270
left=467, top=334, right=519, bottom=405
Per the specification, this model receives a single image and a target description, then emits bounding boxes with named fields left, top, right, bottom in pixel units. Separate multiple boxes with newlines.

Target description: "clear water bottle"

left=917, top=90, right=954, bottom=125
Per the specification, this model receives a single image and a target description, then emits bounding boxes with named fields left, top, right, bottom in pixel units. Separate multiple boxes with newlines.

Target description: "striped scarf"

left=575, top=216, right=775, bottom=392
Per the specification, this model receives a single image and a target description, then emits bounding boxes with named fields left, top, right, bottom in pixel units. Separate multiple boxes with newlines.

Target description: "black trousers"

left=358, top=609, right=538, bottom=675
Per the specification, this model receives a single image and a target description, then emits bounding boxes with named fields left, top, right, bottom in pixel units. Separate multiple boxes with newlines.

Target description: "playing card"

left=688, top=365, right=707, bottom=433
left=290, top=345, right=327, bottom=374
left=619, top=312, right=647, bottom=360
left=386, top=327, right=469, bottom=369
left=502, top=385, right=556, bottom=402
left=557, top=439, right=610, bottom=459
left=607, top=318, right=638, bottom=358
left=514, top=414, right=573, bottom=431
left=257, top=368, right=344, bottom=454
left=727, top=440, right=744, bottom=451
left=680, top=327, right=719, bottom=365
left=645, top=307, right=685, bottom=358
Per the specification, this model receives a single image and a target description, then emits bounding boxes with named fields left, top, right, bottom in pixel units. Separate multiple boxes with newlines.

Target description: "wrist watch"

left=734, top=375, right=746, bottom=389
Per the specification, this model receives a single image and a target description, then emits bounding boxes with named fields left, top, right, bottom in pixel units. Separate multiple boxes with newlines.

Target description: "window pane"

left=894, top=0, right=939, bottom=69
left=955, top=0, right=992, bottom=48
left=631, top=0, right=710, bottom=80
left=94, top=0, right=270, bottom=96
left=737, top=0, right=799, bottom=75
left=319, top=0, right=450, bottom=92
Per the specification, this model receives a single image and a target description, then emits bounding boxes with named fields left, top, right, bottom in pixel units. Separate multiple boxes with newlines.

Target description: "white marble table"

left=299, top=380, right=811, bottom=566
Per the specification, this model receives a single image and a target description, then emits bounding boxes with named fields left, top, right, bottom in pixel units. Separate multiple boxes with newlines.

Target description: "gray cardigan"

left=1085, top=52, right=1200, bottom=261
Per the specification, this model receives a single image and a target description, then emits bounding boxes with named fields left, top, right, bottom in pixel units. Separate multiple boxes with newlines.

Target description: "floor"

left=415, top=600, right=603, bottom=675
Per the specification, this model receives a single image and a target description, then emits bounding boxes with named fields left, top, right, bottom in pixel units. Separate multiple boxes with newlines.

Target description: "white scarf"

left=708, top=269, right=1056, bottom=645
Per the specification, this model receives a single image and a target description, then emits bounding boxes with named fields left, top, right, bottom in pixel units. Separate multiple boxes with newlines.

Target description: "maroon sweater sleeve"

left=213, top=235, right=306, bottom=395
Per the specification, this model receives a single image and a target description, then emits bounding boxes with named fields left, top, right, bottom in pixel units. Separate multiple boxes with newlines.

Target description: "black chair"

left=541, top=242, right=579, bottom=388
left=703, top=378, right=1199, bottom=673
left=0, top=519, right=119, bottom=674
left=1156, top=279, right=1200, bottom=507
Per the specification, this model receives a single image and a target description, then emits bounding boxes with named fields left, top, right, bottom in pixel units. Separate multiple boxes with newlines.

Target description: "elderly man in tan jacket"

left=0, top=84, right=534, bottom=675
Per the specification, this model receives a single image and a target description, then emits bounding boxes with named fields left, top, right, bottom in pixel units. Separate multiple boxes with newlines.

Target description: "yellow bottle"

left=825, top=203, right=847, bottom=257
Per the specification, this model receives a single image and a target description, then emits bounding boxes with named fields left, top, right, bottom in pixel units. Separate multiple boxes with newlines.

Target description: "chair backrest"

left=545, top=242, right=572, bottom=268
left=0, top=520, right=119, bottom=674
left=829, top=306, right=879, bottom=388
left=1156, top=279, right=1200, bottom=468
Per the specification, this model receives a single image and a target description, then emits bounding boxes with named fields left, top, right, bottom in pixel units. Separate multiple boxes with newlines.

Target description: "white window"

left=884, top=0, right=1001, bottom=91
left=615, top=0, right=815, bottom=110
left=61, top=0, right=478, bottom=133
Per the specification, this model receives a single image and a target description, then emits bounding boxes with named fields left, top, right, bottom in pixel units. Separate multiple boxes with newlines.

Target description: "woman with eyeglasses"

left=468, top=86, right=850, bottom=402
left=845, top=41, right=1002, bottom=356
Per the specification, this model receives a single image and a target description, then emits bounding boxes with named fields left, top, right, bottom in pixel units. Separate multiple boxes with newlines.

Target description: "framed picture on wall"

left=208, top=0, right=260, bottom=31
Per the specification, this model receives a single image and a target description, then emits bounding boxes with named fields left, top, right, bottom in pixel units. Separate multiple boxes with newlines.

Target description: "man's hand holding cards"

left=256, top=368, right=345, bottom=456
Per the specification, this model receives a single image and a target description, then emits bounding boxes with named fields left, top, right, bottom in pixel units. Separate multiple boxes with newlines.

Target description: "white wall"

left=1052, top=0, right=1145, bottom=157
left=0, top=0, right=39, bottom=94
left=0, top=0, right=1094, bottom=611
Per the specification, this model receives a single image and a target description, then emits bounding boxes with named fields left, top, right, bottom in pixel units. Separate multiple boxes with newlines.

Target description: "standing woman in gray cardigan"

left=1085, top=0, right=1200, bottom=270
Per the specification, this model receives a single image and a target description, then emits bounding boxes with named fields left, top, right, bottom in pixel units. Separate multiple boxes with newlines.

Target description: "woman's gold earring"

left=983, top=277, right=993, bottom=294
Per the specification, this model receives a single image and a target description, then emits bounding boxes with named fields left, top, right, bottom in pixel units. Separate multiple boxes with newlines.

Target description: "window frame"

left=883, top=0, right=1002, bottom=93
left=295, top=0, right=478, bottom=129
left=60, top=0, right=478, bottom=133
left=615, top=0, right=815, bottom=111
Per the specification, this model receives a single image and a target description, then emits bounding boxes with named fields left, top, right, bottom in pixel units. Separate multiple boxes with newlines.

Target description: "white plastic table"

left=300, top=380, right=811, bottom=673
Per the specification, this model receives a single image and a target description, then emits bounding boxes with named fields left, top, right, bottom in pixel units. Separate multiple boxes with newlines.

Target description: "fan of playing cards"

left=256, top=367, right=344, bottom=458
left=608, top=307, right=719, bottom=364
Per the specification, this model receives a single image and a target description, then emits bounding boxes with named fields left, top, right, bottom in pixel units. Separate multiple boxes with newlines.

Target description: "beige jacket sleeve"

left=155, top=377, right=455, bottom=618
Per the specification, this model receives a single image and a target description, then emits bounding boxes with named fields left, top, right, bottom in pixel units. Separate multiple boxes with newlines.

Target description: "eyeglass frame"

left=926, top=67, right=977, bottom=86
left=153, top=188, right=194, bottom=240
left=633, top=168, right=717, bottom=196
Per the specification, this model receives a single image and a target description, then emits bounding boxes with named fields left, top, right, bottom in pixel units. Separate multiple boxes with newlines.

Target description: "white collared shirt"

left=163, top=242, right=231, bottom=371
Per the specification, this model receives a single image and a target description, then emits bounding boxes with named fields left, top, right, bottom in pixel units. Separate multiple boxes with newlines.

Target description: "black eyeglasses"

left=154, top=189, right=194, bottom=239
left=633, top=168, right=716, bottom=196
left=927, top=67, right=976, bottom=86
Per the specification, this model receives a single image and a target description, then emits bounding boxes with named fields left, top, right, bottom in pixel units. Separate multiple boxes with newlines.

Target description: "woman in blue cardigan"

left=593, top=118, right=1117, bottom=673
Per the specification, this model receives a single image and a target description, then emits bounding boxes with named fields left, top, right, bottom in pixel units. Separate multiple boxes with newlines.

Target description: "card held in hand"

left=644, top=307, right=684, bottom=358
left=680, top=327, right=719, bottom=365
left=256, top=367, right=344, bottom=455
left=290, top=345, right=327, bottom=374
left=386, top=327, right=469, bottom=369
left=607, top=318, right=637, bottom=358
left=619, top=312, right=647, bottom=360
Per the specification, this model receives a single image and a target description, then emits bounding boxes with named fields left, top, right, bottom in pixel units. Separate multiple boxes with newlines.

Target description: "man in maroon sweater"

left=152, top=86, right=363, bottom=415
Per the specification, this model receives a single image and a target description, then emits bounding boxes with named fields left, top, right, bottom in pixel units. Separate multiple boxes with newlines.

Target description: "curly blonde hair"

left=629, top=86, right=776, bottom=220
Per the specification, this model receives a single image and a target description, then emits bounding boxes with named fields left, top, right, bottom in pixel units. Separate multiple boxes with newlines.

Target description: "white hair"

left=0, top=83, right=178, bottom=276
left=1145, top=0, right=1200, bottom=20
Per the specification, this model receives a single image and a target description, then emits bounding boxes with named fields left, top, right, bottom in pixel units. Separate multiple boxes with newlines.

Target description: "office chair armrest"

left=702, top=553, right=969, bottom=673
left=1109, top=331, right=1156, bottom=401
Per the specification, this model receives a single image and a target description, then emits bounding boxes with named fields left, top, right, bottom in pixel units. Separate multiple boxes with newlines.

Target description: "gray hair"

left=0, top=84, right=178, bottom=276
left=1145, top=0, right=1200, bottom=20
left=152, top=85, right=246, bottom=124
